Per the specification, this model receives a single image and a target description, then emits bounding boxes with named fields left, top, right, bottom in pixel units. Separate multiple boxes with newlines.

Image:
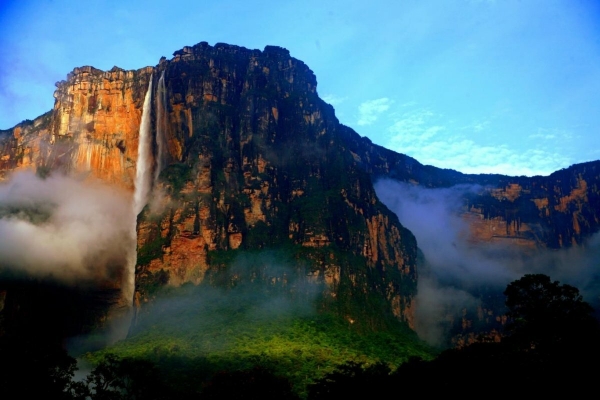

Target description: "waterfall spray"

left=154, top=70, right=168, bottom=184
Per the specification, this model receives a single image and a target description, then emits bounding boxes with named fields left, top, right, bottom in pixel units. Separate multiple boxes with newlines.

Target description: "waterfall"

left=154, top=70, right=168, bottom=184
left=124, top=75, right=153, bottom=309
left=133, top=76, right=154, bottom=215
left=106, top=75, right=153, bottom=342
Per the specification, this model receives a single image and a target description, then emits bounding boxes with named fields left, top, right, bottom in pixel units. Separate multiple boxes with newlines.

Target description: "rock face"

left=340, top=132, right=600, bottom=343
left=340, top=132, right=600, bottom=249
left=1, top=41, right=599, bottom=338
left=0, top=43, right=418, bottom=331
left=133, top=43, right=417, bottom=327
left=0, top=112, right=52, bottom=177
left=0, top=66, right=154, bottom=189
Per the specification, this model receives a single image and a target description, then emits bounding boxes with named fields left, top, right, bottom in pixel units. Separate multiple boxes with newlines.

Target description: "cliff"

left=339, top=130, right=600, bottom=249
left=0, top=43, right=418, bottom=333
left=0, top=41, right=599, bottom=342
left=132, top=43, right=417, bottom=327
left=0, top=66, right=156, bottom=190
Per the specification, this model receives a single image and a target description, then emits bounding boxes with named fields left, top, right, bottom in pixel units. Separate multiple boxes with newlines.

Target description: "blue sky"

left=1, top=0, right=599, bottom=176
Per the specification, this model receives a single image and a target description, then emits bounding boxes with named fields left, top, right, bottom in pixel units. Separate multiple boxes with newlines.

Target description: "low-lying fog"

left=375, top=179, right=600, bottom=345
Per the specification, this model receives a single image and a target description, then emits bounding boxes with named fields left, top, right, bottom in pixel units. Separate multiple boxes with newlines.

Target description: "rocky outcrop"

left=0, top=65, right=153, bottom=189
left=132, top=43, right=417, bottom=326
left=0, top=112, right=52, bottom=178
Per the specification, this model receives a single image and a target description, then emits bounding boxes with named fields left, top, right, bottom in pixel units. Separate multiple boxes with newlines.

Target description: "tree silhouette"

left=503, top=273, right=597, bottom=352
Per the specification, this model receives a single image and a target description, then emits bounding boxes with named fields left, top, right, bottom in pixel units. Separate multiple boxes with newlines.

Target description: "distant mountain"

left=0, top=41, right=598, bottom=348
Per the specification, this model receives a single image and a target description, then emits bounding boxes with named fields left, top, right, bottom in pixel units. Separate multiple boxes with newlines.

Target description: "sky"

left=1, top=0, right=599, bottom=176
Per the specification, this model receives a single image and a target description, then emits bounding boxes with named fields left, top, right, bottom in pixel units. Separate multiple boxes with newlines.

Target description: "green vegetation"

left=306, top=273, right=600, bottom=397
left=4, top=273, right=598, bottom=398
left=87, top=312, right=431, bottom=398
left=160, top=163, right=192, bottom=195
left=503, top=273, right=598, bottom=353
left=84, top=247, right=431, bottom=398
left=136, top=235, right=166, bottom=267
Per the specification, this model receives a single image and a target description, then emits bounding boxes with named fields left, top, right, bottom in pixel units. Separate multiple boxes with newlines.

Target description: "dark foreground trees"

left=503, top=273, right=598, bottom=352
left=307, top=273, right=600, bottom=397
left=2, top=273, right=598, bottom=398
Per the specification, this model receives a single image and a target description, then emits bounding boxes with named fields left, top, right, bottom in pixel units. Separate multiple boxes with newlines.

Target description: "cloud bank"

left=0, top=170, right=135, bottom=284
left=125, top=251, right=323, bottom=354
left=375, top=179, right=600, bottom=345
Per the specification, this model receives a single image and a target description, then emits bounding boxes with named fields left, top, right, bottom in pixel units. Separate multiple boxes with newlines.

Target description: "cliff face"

left=0, top=112, right=52, bottom=178
left=340, top=130, right=600, bottom=344
left=0, top=42, right=418, bottom=329
left=460, top=166, right=600, bottom=249
left=340, top=130, right=600, bottom=250
left=133, top=43, right=417, bottom=326
left=0, top=66, right=154, bottom=189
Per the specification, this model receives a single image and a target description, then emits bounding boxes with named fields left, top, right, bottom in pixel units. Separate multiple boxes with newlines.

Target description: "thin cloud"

left=388, top=108, right=443, bottom=139
left=375, top=179, right=600, bottom=345
left=469, top=120, right=490, bottom=132
left=386, top=108, right=571, bottom=176
left=322, top=94, right=348, bottom=106
left=529, top=133, right=556, bottom=140
left=528, top=128, right=574, bottom=141
left=357, top=98, right=392, bottom=126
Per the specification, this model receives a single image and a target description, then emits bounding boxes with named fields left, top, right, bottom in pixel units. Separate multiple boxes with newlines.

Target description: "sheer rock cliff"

left=1, top=41, right=599, bottom=338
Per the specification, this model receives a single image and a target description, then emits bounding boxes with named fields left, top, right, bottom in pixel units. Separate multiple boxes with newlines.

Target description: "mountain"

left=341, top=129, right=600, bottom=249
left=0, top=41, right=599, bottom=350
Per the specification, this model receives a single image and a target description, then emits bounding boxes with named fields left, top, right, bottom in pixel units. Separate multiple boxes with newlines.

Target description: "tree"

left=81, top=354, right=170, bottom=400
left=202, top=366, right=299, bottom=400
left=503, top=274, right=597, bottom=352
left=308, top=361, right=392, bottom=399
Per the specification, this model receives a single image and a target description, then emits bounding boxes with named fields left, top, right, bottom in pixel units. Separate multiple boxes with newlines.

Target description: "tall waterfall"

left=107, top=76, right=153, bottom=341
left=133, top=75, right=154, bottom=216
left=154, top=70, right=168, bottom=184
left=124, top=75, right=153, bottom=310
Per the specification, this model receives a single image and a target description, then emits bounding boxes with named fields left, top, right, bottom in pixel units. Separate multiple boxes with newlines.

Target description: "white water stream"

left=124, top=75, right=154, bottom=311
left=133, top=75, right=154, bottom=216
left=108, top=75, right=154, bottom=341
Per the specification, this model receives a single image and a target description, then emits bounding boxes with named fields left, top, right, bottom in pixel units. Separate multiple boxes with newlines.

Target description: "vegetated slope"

left=95, top=257, right=432, bottom=397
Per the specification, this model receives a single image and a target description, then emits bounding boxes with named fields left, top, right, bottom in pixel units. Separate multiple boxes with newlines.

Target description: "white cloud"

left=400, top=101, right=418, bottom=108
left=357, top=98, right=392, bottom=126
left=529, top=133, right=556, bottom=140
left=472, top=121, right=489, bottom=132
left=528, top=128, right=574, bottom=141
left=388, top=108, right=440, bottom=138
left=321, top=94, right=348, bottom=106
left=386, top=109, right=571, bottom=176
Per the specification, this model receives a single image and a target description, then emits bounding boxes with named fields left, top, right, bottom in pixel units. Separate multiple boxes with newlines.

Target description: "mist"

left=127, top=251, right=323, bottom=354
left=375, top=179, right=600, bottom=346
left=0, top=170, right=135, bottom=284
